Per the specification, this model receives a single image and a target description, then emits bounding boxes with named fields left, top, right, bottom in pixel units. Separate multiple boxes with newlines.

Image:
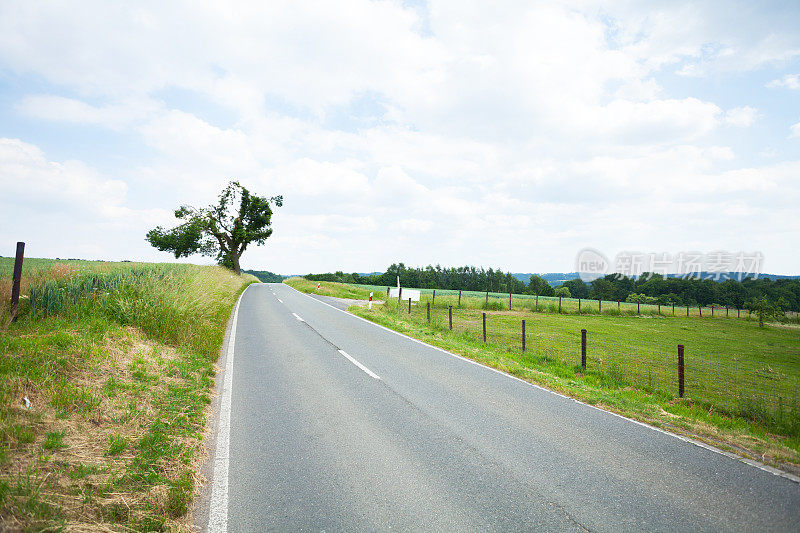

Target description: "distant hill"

left=243, top=269, right=285, bottom=283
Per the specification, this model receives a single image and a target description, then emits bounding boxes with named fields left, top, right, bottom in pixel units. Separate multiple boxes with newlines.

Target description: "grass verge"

left=0, top=259, right=257, bottom=531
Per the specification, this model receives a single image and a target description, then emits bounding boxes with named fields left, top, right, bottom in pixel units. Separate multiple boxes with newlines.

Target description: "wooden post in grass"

left=432, top=289, right=436, bottom=306
left=578, top=298, right=581, bottom=312
left=448, top=306, right=452, bottom=330
left=581, top=329, right=587, bottom=369
left=427, top=302, right=430, bottom=322
left=658, top=304, right=661, bottom=314
left=398, top=287, right=402, bottom=303
left=485, top=291, right=489, bottom=305
left=672, top=303, right=675, bottom=316
left=558, top=296, right=562, bottom=313
left=686, top=305, right=689, bottom=317
left=482, top=312, right=487, bottom=343
left=618, top=301, right=620, bottom=310
left=509, top=292, right=512, bottom=310
left=458, top=290, right=462, bottom=306
left=637, top=301, right=640, bottom=315
left=678, top=344, right=685, bottom=398
left=598, top=299, right=602, bottom=313
left=408, top=297, right=411, bottom=315
left=737, top=308, right=740, bottom=318
left=386, top=286, right=390, bottom=298
left=536, top=293, right=539, bottom=307
left=726, top=306, right=729, bottom=317
left=699, top=305, right=702, bottom=317
left=711, top=306, right=714, bottom=317
left=522, top=320, right=526, bottom=352
left=10, top=242, right=25, bottom=321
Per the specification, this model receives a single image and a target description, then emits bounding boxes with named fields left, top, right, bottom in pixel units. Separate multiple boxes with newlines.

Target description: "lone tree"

left=146, top=181, right=282, bottom=275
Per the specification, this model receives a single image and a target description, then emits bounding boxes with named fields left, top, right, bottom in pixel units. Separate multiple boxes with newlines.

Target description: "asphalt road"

left=216, top=282, right=799, bottom=532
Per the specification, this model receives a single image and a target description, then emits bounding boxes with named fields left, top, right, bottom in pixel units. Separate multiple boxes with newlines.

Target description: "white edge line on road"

left=292, top=312, right=305, bottom=322
left=338, top=349, right=381, bottom=380
left=283, top=283, right=800, bottom=485
left=208, top=283, right=252, bottom=533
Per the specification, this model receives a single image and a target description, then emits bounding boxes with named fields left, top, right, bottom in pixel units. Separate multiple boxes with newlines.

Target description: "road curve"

left=211, top=282, right=799, bottom=532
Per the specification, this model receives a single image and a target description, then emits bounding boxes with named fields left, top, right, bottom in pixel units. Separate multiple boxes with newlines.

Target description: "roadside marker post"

left=408, top=298, right=411, bottom=315
left=678, top=345, right=685, bottom=398
left=521, top=320, right=526, bottom=352
left=448, top=306, right=453, bottom=330
left=368, top=292, right=373, bottom=310
left=482, top=313, right=487, bottom=343
left=10, top=242, right=24, bottom=322
left=581, top=329, right=587, bottom=369
left=509, top=293, right=512, bottom=310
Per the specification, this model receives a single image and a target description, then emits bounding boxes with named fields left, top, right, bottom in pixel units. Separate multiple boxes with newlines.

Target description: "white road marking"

left=292, top=313, right=305, bottom=322
left=278, top=298, right=283, bottom=303
left=338, top=349, right=380, bottom=380
left=208, top=284, right=252, bottom=533
left=283, top=283, right=800, bottom=485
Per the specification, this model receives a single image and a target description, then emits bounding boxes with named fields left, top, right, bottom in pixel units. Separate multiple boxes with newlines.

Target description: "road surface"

left=206, top=282, right=800, bottom=532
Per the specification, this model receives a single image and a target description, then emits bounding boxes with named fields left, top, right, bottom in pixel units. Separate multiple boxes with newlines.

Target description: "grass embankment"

left=285, top=277, right=377, bottom=300
left=0, top=257, right=256, bottom=531
left=289, top=279, right=800, bottom=473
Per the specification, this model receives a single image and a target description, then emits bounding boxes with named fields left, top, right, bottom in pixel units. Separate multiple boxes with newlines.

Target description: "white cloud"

left=791, top=122, right=800, bottom=138
left=725, top=106, right=759, bottom=127
left=16, top=95, right=158, bottom=129
left=766, top=74, right=800, bottom=89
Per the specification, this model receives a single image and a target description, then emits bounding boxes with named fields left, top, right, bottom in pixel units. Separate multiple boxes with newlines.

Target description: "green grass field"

left=287, top=278, right=800, bottom=471
left=0, top=257, right=256, bottom=530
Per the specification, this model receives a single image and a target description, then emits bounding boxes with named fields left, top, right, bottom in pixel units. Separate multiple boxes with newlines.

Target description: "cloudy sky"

left=1, top=1, right=799, bottom=275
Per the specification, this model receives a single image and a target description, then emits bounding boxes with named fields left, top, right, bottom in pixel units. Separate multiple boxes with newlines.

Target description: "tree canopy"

left=146, top=181, right=282, bottom=275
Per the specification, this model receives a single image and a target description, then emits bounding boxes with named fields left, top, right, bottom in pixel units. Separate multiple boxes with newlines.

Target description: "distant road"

left=210, top=282, right=799, bottom=532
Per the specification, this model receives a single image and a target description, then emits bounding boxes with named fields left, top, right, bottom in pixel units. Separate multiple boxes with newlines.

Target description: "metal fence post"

left=678, top=344, right=685, bottom=398
left=10, top=242, right=25, bottom=321
left=448, top=306, right=452, bottom=330
left=522, top=319, right=526, bottom=352
left=427, top=302, right=430, bottom=322
left=581, top=329, right=587, bottom=369
left=482, top=312, right=487, bottom=342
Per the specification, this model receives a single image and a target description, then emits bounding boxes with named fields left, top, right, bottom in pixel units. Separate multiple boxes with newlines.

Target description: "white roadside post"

left=369, top=292, right=373, bottom=310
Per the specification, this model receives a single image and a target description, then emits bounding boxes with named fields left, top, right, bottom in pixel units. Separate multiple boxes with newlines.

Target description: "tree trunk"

left=231, top=251, right=241, bottom=275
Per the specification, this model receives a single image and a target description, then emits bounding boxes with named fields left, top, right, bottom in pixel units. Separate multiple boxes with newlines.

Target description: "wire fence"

left=381, top=293, right=800, bottom=437
left=354, top=284, right=800, bottom=321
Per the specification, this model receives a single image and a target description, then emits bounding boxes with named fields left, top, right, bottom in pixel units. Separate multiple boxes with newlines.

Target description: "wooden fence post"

left=458, top=290, right=462, bottom=306
left=578, top=298, right=581, bottom=312
left=408, top=297, right=411, bottom=315
left=637, top=301, right=640, bottom=315
left=558, top=296, right=562, bottom=313
left=427, top=302, right=430, bottom=322
left=678, top=344, right=685, bottom=398
left=699, top=305, right=702, bottom=317
left=432, top=289, right=436, bottom=306
left=10, top=242, right=25, bottom=321
left=522, top=320, right=526, bottom=352
left=482, top=312, right=487, bottom=342
left=448, top=306, right=452, bottom=330
left=672, top=303, right=675, bottom=316
left=581, top=329, right=587, bottom=369
left=686, top=305, right=689, bottom=317
left=598, top=299, right=602, bottom=313
left=485, top=291, right=489, bottom=305
left=536, top=294, right=538, bottom=307
left=509, top=292, right=512, bottom=310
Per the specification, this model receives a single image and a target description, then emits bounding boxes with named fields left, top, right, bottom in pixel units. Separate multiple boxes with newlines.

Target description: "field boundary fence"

left=383, top=291, right=800, bottom=438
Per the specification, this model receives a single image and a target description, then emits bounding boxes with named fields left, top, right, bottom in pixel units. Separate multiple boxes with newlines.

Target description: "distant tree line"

left=244, top=269, right=284, bottom=283
left=304, top=263, right=800, bottom=312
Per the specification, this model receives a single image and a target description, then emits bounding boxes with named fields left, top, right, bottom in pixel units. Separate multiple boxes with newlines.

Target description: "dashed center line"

left=292, top=313, right=305, bottom=322
left=338, top=349, right=380, bottom=380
